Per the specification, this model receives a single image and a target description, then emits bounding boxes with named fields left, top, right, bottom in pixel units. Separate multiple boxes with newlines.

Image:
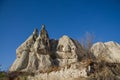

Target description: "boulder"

left=91, top=41, right=120, bottom=63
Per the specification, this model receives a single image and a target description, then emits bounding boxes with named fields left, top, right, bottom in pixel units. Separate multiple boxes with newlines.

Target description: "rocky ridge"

left=91, top=41, right=120, bottom=63
left=9, top=25, right=120, bottom=80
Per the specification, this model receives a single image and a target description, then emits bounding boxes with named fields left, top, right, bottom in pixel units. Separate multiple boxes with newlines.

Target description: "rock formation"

left=9, top=25, right=120, bottom=80
left=9, top=25, right=52, bottom=72
left=9, top=25, right=85, bottom=73
left=9, top=28, right=38, bottom=71
left=55, top=35, right=79, bottom=67
left=91, top=41, right=120, bottom=63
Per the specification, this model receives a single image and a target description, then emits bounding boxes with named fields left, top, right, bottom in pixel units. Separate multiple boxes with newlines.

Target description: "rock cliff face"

left=9, top=25, right=120, bottom=80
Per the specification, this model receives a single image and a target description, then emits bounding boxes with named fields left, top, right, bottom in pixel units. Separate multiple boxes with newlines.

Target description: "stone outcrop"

left=9, top=25, right=52, bottom=72
left=9, top=25, right=84, bottom=73
left=55, top=35, right=78, bottom=67
left=9, top=25, right=120, bottom=80
left=9, top=28, right=38, bottom=71
left=91, top=41, right=120, bottom=63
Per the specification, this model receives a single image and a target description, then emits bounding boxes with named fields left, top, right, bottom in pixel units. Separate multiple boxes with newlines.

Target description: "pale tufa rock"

left=91, top=41, right=120, bottom=63
left=27, top=62, right=88, bottom=80
left=9, top=28, right=38, bottom=71
left=9, top=25, right=52, bottom=72
left=9, top=25, right=94, bottom=79
left=55, top=35, right=78, bottom=66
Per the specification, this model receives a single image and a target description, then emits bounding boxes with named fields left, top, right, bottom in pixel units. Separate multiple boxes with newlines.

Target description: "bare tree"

left=80, top=32, right=94, bottom=50
left=79, top=32, right=95, bottom=59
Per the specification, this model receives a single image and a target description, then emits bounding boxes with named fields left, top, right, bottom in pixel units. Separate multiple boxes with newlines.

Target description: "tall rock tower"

left=9, top=25, right=83, bottom=72
left=9, top=25, right=52, bottom=72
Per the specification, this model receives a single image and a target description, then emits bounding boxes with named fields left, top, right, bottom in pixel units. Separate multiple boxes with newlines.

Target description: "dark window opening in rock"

left=57, top=45, right=63, bottom=51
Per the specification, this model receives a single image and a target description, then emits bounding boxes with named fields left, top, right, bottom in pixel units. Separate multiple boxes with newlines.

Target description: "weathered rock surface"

left=55, top=35, right=78, bottom=66
left=9, top=25, right=84, bottom=73
left=9, top=25, right=120, bottom=80
left=27, top=62, right=88, bottom=80
left=9, top=28, right=38, bottom=71
left=9, top=25, right=52, bottom=72
left=91, top=41, right=120, bottom=63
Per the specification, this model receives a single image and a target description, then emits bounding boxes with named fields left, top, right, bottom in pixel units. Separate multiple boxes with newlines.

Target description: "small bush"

left=0, top=71, right=8, bottom=80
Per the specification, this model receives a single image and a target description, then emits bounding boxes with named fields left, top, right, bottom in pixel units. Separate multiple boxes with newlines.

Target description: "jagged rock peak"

left=41, top=24, right=45, bottom=30
left=33, top=28, right=38, bottom=35
left=40, top=24, right=49, bottom=39
left=32, top=28, right=39, bottom=40
left=38, top=24, right=50, bottom=50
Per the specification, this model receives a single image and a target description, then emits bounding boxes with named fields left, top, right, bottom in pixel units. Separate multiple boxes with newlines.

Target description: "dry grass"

left=72, top=61, right=120, bottom=80
left=0, top=71, right=34, bottom=80
left=87, top=62, right=120, bottom=80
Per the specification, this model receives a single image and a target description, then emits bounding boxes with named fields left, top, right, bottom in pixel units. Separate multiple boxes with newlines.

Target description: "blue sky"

left=0, top=0, right=120, bottom=70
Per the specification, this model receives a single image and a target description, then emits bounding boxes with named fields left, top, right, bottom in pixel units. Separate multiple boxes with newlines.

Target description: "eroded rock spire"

left=9, top=25, right=89, bottom=74
left=33, top=28, right=38, bottom=41
left=39, top=24, right=50, bottom=51
left=40, top=24, right=49, bottom=39
left=33, top=28, right=38, bottom=35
